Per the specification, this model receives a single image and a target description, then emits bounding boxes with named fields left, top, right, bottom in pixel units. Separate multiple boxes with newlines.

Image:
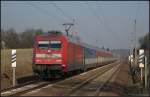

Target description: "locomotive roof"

left=39, top=31, right=81, bottom=43
left=81, top=42, right=112, bottom=53
left=38, top=31, right=112, bottom=54
left=45, top=31, right=63, bottom=36
left=67, top=34, right=81, bottom=44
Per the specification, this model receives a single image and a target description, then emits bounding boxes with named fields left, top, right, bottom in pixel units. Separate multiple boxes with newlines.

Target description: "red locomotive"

left=32, top=31, right=116, bottom=78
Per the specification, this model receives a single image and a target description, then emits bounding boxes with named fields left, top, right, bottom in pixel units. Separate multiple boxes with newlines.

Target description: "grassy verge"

left=1, top=49, right=33, bottom=90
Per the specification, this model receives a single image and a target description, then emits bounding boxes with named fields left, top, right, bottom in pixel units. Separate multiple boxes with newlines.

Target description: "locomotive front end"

left=35, top=40, right=62, bottom=65
left=32, top=32, right=67, bottom=78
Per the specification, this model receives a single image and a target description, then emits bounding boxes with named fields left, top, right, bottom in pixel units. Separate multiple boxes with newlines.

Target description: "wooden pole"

left=13, top=67, right=16, bottom=87
left=140, top=67, right=143, bottom=82
left=144, top=56, right=147, bottom=89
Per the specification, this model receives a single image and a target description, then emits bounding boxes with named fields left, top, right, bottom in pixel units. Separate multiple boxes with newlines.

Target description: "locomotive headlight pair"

left=36, top=54, right=46, bottom=58
left=36, top=59, right=42, bottom=62
left=51, top=54, right=62, bottom=58
left=36, top=53, right=61, bottom=58
left=62, top=64, right=66, bottom=67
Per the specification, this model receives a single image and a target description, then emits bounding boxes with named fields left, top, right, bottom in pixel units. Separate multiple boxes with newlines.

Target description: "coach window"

left=50, top=41, right=61, bottom=50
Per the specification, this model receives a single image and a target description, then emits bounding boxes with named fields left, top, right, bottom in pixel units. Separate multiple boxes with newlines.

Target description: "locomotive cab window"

left=50, top=41, right=61, bottom=50
left=38, top=41, right=49, bottom=49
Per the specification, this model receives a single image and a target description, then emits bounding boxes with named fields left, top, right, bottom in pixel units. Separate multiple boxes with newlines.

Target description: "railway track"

left=20, top=61, right=120, bottom=96
left=63, top=61, right=121, bottom=96
left=1, top=79, right=61, bottom=96
left=1, top=80, right=39, bottom=93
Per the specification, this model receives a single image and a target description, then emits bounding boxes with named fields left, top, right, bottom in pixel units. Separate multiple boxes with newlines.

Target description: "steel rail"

left=1, top=79, right=61, bottom=96
left=63, top=61, right=119, bottom=96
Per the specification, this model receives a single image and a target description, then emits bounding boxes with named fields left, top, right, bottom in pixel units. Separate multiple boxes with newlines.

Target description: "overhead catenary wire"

left=86, top=2, right=103, bottom=26
left=85, top=2, right=104, bottom=41
left=98, top=5, right=124, bottom=45
left=50, top=2, right=87, bottom=38
left=86, top=2, right=125, bottom=49
left=23, top=1, right=140, bottom=49
left=50, top=2, right=75, bottom=33
left=31, top=2, right=92, bottom=47
left=24, top=1, right=64, bottom=31
left=85, top=2, right=113, bottom=48
left=51, top=2, right=73, bottom=22
left=31, top=2, right=147, bottom=6
left=25, top=1, right=87, bottom=41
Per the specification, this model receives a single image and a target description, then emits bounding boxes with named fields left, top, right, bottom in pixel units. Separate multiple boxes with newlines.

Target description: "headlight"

left=36, top=59, right=42, bottom=62
left=62, top=64, right=66, bottom=67
left=52, top=54, right=61, bottom=58
left=56, top=59, right=62, bottom=62
left=36, top=54, right=46, bottom=58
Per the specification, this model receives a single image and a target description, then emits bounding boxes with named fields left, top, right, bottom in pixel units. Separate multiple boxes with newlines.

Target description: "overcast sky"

left=1, top=1, right=149, bottom=49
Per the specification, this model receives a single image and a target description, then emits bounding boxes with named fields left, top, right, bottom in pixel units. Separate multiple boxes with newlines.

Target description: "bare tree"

left=19, top=28, right=44, bottom=48
left=4, top=28, right=20, bottom=49
left=139, top=33, right=149, bottom=49
left=1, top=28, right=44, bottom=49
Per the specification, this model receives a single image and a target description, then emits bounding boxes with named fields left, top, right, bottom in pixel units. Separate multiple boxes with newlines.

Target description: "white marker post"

left=11, top=49, right=16, bottom=87
left=129, top=55, right=133, bottom=62
left=138, top=49, right=144, bottom=84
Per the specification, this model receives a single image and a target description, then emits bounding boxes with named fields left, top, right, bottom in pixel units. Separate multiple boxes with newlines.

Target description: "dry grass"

left=1, top=49, right=33, bottom=90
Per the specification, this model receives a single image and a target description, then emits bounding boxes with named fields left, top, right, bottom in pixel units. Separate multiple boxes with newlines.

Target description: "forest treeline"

left=138, top=32, right=149, bottom=49
left=0, top=28, right=149, bottom=49
left=1, top=28, right=43, bottom=49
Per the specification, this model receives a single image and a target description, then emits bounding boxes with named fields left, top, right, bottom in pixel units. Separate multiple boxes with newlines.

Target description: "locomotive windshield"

left=50, top=41, right=61, bottom=49
left=38, top=40, right=61, bottom=49
left=38, top=41, right=49, bottom=49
